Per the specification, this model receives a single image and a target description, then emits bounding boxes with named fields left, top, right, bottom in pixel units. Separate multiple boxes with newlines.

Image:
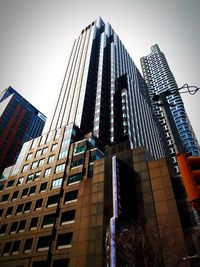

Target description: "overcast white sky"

left=0, top=0, right=199, bottom=142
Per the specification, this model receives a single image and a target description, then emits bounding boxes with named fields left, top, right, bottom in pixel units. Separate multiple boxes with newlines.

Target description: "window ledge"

left=3, top=253, right=9, bottom=256
left=47, top=203, right=57, bottom=208
left=37, top=247, right=49, bottom=251
left=43, top=224, right=53, bottom=228
left=68, top=181, right=80, bottom=186
left=57, top=244, right=72, bottom=249
left=61, top=220, right=75, bottom=225
left=12, top=251, right=19, bottom=255
left=65, top=199, right=77, bottom=205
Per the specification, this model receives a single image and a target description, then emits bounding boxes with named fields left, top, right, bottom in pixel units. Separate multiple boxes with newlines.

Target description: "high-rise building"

left=50, top=18, right=164, bottom=160
left=0, top=86, right=46, bottom=175
left=0, top=19, right=197, bottom=267
left=0, top=126, right=190, bottom=267
left=141, top=44, right=200, bottom=162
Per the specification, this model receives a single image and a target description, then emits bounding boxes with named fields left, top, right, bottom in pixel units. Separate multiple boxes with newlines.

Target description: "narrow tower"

left=141, top=44, right=200, bottom=161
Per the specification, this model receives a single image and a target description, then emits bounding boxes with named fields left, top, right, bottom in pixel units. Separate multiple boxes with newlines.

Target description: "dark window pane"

left=37, top=236, right=51, bottom=250
left=61, top=210, right=75, bottom=225
left=57, top=233, right=73, bottom=248
left=64, top=190, right=78, bottom=202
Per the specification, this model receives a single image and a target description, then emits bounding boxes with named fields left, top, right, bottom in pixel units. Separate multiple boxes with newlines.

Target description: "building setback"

left=0, top=86, right=46, bottom=175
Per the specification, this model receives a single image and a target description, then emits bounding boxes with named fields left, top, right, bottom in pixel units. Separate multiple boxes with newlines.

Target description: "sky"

left=0, top=0, right=199, bottom=142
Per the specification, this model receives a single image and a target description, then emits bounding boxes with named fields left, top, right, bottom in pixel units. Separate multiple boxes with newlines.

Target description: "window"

left=51, top=178, right=62, bottom=189
left=16, top=204, right=23, bottom=214
left=53, top=259, right=69, bottom=267
left=88, top=164, right=94, bottom=178
left=6, top=180, right=14, bottom=188
left=3, top=242, right=12, bottom=255
left=35, top=149, right=42, bottom=157
left=38, top=159, right=45, bottom=167
left=40, top=182, right=47, bottom=192
left=59, top=150, right=68, bottom=159
left=48, top=155, right=54, bottom=164
left=44, top=168, right=51, bottom=177
left=62, top=139, right=70, bottom=147
left=57, top=233, right=73, bottom=249
left=18, top=220, right=26, bottom=232
left=0, top=224, right=7, bottom=235
left=27, top=173, right=34, bottom=182
left=37, top=236, right=51, bottom=251
left=32, top=161, right=38, bottom=169
left=29, top=186, right=36, bottom=195
left=64, top=190, right=78, bottom=203
left=22, top=164, right=29, bottom=172
left=68, top=173, right=82, bottom=184
left=29, top=217, right=38, bottom=230
left=24, top=238, right=33, bottom=253
left=42, top=147, right=48, bottom=154
left=24, top=202, right=31, bottom=213
left=6, top=207, right=13, bottom=217
left=11, top=240, right=20, bottom=254
left=26, top=153, right=33, bottom=160
left=55, top=129, right=61, bottom=139
left=1, top=194, right=9, bottom=202
left=33, top=261, right=47, bottom=267
left=17, top=177, right=24, bottom=186
left=74, top=145, right=86, bottom=154
left=0, top=209, right=3, bottom=217
left=51, top=144, right=58, bottom=151
left=42, top=214, right=56, bottom=228
left=35, top=171, right=41, bottom=179
left=71, top=158, right=84, bottom=168
left=35, top=199, right=43, bottom=210
left=0, top=183, right=4, bottom=191
left=11, top=191, right=19, bottom=201
left=21, top=188, right=29, bottom=198
left=55, top=163, right=66, bottom=173
left=61, top=210, right=75, bottom=225
left=10, top=222, right=18, bottom=233
left=47, top=194, right=59, bottom=207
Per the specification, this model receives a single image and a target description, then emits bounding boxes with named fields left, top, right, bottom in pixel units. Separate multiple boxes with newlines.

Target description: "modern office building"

left=0, top=19, right=197, bottom=267
left=0, top=126, right=191, bottom=267
left=141, top=44, right=200, bottom=163
left=0, top=86, right=46, bottom=175
left=49, top=17, right=164, bottom=160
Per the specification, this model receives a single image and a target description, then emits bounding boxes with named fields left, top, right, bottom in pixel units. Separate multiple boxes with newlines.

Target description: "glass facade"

left=141, top=44, right=200, bottom=158
left=49, top=18, right=164, bottom=160
left=0, top=86, right=46, bottom=175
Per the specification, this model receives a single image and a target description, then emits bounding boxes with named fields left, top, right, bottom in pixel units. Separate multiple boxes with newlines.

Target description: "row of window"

left=0, top=209, right=75, bottom=235
left=2, top=232, right=72, bottom=256
left=0, top=190, right=78, bottom=217
left=26, top=146, right=50, bottom=161
left=0, top=172, right=81, bottom=204
left=1, top=178, right=62, bottom=203
left=1, top=164, right=66, bottom=191
left=23, top=154, right=56, bottom=172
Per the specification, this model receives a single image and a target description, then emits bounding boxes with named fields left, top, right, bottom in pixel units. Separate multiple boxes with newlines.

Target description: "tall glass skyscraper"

left=0, top=86, right=46, bottom=175
left=50, top=17, right=164, bottom=160
left=141, top=44, right=200, bottom=160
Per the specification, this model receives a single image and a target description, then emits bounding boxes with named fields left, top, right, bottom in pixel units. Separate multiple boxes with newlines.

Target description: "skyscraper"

left=50, top=17, right=164, bottom=160
left=0, top=86, right=46, bottom=175
left=0, top=19, right=195, bottom=267
left=141, top=44, right=200, bottom=161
